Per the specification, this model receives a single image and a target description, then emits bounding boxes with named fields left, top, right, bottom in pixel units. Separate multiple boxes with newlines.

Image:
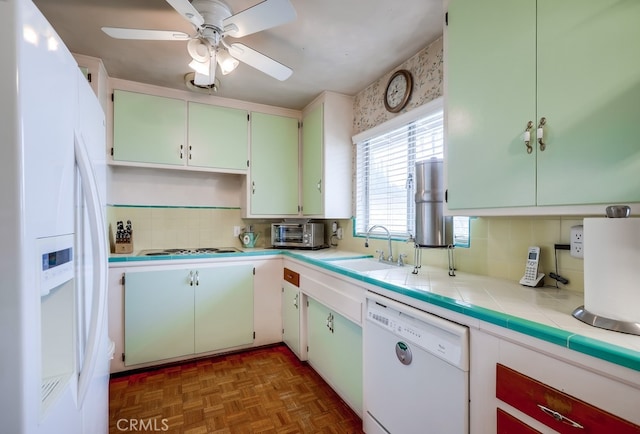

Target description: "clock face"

left=384, top=70, right=412, bottom=113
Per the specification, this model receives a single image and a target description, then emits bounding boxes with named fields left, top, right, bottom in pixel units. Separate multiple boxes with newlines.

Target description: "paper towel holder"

left=605, top=205, right=630, bottom=218
left=572, top=204, right=640, bottom=336
left=572, top=306, right=640, bottom=336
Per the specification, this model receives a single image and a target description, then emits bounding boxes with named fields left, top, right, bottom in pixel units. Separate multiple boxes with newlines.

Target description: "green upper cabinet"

left=300, top=92, right=354, bottom=218
left=446, top=0, right=640, bottom=210
left=247, top=112, right=299, bottom=216
left=112, top=89, right=249, bottom=173
left=446, top=0, right=536, bottom=209
left=113, top=90, right=186, bottom=166
left=187, top=102, right=248, bottom=171
left=301, top=104, right=324, bottom=215
left=535, top=0, right=640, bottom=206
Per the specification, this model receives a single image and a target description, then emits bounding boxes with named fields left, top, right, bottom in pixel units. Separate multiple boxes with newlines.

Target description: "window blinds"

left=355, top=107, right=444, bottom=237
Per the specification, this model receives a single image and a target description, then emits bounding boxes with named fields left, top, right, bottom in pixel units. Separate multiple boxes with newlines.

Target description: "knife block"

left=115, top=235, right=133, bottom=254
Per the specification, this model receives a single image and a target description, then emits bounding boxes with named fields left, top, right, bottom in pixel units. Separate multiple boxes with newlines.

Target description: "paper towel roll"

left=584, top=217, right=640, bottom=323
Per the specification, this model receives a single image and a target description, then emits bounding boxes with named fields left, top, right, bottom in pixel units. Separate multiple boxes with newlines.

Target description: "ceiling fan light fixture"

left=217, top=49, right=239, bottom=75
left=185, top=72, right=219, bottom=93
left=188, top=58, right=210, bottom=75
left=187, top=38, right=210, bottom=62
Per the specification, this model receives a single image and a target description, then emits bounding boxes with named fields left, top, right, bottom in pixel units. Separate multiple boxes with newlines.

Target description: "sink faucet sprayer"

left=365, top=225, right=393, bottom=262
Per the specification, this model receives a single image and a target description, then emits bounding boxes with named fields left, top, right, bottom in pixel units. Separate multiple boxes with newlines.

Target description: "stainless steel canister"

left=414, top=159, right=452, bottom=247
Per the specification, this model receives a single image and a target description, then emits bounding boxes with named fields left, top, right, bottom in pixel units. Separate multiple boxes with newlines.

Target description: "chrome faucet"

left=365, top=225, right=393, bottom=263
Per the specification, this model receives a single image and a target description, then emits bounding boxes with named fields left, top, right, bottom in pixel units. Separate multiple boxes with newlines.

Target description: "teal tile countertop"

left=109, top=247, right=640, bottom=371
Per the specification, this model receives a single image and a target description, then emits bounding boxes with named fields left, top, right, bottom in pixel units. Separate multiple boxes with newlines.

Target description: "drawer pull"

left=537, top=404, right=584, bottom=429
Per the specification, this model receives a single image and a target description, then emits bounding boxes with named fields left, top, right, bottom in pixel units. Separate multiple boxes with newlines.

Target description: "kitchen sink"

left=331, top=258, right=402, bottom=272
left=137, top=247, right=243, bottom=256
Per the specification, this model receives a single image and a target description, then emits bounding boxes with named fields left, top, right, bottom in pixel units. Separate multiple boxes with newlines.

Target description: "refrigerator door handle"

left=74, top=131, right=109, bottom=407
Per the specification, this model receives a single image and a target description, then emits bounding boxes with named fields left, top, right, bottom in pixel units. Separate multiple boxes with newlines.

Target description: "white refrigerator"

left=0, top=0, right=111, bottom=433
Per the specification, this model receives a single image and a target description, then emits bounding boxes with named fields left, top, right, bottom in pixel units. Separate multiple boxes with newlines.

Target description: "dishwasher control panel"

left=367, top=300, right=468, bottom=369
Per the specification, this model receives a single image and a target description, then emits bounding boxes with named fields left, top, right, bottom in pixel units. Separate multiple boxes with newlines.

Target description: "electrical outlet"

left=570, top=225, right=584, bottom=259
left=233, top=226, right=241, bottom=237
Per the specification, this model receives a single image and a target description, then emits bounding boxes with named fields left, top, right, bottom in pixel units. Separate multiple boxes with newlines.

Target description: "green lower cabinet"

left=124, top=269, right=195, bottom=366
left=194, top=265, right=254, bottom=353
left=281, top=281, right=301, bottom=358
left=307, top=297, right=362, bottom=415
left=124, top=264, right=254, bottom=366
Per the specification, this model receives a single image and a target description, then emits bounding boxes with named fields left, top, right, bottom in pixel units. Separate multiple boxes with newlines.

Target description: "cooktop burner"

left=137, top=247, right=243, bottom=256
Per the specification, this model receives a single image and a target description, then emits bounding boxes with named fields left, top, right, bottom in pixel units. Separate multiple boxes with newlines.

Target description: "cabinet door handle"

left=188, top=145, right=192, bottom=160
left=537, top=404, right=584, bottom=429
left=293, top=293, right=298, bottom=309
left=523, top=121, right=534, bottom=154
left=537, top=117, right=547, bottom=151
left=194, top=270, right=199, bottom=286
left=188, top=270, right=194, bottom=286
left=180, top=144, right=184, bottom=160
left=317, top=179, right=322, bottom=193
left=252, top=181, right=256, bottom=195
left=326, top=313, right=334, bottom=333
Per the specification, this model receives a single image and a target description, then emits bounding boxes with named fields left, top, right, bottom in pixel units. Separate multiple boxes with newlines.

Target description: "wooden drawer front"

left=496, top=364, right=640, bottom=434
left=283, top=268, right=300, bottom=287
left=497, top=408, right=541, bottom=434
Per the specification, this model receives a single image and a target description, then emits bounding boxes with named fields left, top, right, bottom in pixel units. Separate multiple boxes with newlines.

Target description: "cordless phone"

left=519, top=246, right=545, bottom=287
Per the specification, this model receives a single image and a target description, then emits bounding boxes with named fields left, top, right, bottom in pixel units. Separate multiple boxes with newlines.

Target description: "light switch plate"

left=570, top=225, right=584, bottom=259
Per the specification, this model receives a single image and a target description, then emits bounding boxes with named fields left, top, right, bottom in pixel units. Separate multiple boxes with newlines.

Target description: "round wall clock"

left=384, top=69, right=413, bottom=113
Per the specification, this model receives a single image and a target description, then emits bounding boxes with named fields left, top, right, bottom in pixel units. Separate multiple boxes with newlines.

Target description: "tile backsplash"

left=333, top=216, right=585, bottom=292
left=110, top=206, right=585, bottom=292
left=107, top=206, right=247, bottom=252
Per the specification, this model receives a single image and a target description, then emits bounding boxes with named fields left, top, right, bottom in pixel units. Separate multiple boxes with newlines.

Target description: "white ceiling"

left=33, top=0, right=444, bottom=110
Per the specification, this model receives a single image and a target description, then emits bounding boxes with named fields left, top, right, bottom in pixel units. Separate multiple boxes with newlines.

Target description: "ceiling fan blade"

left=228, top=43, right=292, bottom=81
left=222, top=0, right=296, bottom=38
left=165, top=0, right=205, bottom=28
left=102, top=27, right=190, bottom=41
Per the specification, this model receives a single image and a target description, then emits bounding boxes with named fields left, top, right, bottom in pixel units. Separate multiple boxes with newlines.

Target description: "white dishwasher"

left=364, top=293, right=469, bottom=434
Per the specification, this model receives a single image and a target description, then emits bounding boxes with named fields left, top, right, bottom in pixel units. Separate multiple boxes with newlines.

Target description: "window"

left=354, top=98, right=444, bottom=238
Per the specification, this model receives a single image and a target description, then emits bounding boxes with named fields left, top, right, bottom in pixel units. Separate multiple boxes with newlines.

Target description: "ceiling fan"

left=102, top=0, right=296, bottom=87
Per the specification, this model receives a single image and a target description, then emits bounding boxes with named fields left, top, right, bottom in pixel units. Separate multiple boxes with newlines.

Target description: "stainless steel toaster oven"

left=271, top=222, right=325, bottom=249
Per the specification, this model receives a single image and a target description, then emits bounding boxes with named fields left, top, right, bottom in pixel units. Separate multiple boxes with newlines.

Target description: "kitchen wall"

left=107, top=36, right=586, bottom=291
left=107, top=166, right=247, bottom=251
left=333, top=36, right=586, bottom=291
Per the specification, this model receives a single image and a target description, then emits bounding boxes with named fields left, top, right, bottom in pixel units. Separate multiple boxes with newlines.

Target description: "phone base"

left=520, top=273, right=545, bottom=287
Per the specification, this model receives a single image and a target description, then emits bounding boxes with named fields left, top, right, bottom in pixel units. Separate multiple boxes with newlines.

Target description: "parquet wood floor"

left=109, top=344, right=364, bottom=434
